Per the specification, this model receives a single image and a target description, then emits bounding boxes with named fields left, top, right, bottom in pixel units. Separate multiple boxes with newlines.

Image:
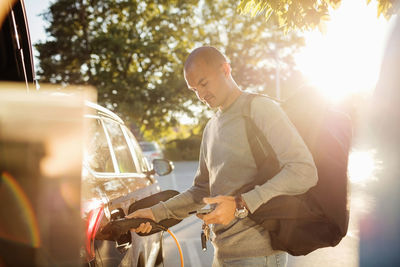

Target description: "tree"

left=199, top=0, right=304, bottom=97
left=36, top=0, right=304, bottom=139
left=237, top=0, right=398, bottom=32
left=37, top=0, right=202, bottom=137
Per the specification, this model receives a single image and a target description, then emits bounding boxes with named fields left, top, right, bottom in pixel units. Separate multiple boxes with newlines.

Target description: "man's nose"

left=196, top=87, right=206, bottom=102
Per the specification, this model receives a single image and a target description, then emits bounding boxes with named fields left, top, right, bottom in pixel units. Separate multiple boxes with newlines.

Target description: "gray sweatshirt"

left=151, top=92, right=318, bottom=259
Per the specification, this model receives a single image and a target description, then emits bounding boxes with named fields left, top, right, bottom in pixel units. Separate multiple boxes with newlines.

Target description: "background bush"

left=164, top=135, right=202, bottom=161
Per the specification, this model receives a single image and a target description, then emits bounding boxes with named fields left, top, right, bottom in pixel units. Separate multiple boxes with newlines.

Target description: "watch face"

left=235, top=208, right=248, bottom=219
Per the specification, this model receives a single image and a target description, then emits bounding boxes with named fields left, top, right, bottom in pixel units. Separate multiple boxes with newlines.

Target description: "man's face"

left=184, top=59, right=230, bottom=109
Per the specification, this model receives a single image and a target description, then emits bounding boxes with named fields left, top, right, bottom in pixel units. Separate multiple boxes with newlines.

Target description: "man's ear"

left=221, top=62, right=231, bottom=77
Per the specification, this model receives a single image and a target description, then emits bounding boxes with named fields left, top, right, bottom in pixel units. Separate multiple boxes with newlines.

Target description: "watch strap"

left=235, top=195, right=246, bottom=210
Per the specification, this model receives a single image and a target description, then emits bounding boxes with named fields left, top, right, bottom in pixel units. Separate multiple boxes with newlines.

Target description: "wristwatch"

left=234, top=195, right=249, bottom=219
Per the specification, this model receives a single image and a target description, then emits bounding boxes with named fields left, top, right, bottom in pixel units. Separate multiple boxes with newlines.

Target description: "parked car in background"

left=139, top=141, right=164, bottom=164
left=82, top=101, right=173, bottom=266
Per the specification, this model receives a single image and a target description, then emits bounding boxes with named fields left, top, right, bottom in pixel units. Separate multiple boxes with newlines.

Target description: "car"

left=0, top=0, right=35, bottom=88
left=139, top=141, right=164, bottom=164
left=82, top=101, right=173, bottom=266
left=0, top=1, right=174, bottom=266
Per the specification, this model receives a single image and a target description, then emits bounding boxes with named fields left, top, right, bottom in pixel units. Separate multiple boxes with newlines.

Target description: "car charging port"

left=110, top=208, right=125, bottom=221
left=110, top=208, right=132, bottom=253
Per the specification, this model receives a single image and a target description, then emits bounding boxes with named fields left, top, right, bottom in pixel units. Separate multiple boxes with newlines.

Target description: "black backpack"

left=239, top=92, right=352, bottom=256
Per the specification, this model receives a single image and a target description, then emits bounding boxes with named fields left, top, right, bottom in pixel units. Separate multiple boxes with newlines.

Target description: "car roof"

left=85, top=101, right=124, bottom=124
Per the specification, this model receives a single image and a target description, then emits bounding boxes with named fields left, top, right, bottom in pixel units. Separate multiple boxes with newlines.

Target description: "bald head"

left=184, top=46, right=228, bottom=72
left=183, top=46, right=241, bottom=110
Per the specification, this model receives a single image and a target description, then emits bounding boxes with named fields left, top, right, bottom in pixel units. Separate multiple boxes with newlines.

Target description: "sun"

left=348, top=150, right=379, bottom=184
left=294, top=0, right=396, bottom=103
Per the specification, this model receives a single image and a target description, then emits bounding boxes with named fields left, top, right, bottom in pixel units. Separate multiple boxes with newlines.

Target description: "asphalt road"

left=156, top=161, right=361, bottom=267
left=156, top=161, right=213, bottom=267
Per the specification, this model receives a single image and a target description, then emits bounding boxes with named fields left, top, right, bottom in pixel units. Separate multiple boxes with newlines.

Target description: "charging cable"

left=101, top=218, right=184, bottom=267
left=166, top=228, right=184, bottom=267
left=140, top=222, right=184, bottom=267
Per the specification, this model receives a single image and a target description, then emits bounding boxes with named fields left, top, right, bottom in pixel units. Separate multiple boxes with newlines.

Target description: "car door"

left=82, top=114, right=160, bottom=214
left=82, top=112, right=162, bottom=265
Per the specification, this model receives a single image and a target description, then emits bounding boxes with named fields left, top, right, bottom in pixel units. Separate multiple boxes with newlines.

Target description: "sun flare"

left=348, top=150, right=379, bottom=184
left=295, top=0, right=395, bottom=103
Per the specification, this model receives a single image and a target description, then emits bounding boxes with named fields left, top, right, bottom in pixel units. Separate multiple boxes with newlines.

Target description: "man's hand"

left=125, top=208, right=155, bottom=234
left=199, top=196, right=236, bottom=225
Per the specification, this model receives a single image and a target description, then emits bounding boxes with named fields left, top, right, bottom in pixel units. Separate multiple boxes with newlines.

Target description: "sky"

left=24, top=0, right=397, bottom=102
left=25, top=0, right=50, bottom=45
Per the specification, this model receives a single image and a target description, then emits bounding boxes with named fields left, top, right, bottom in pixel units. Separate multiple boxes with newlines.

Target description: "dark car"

left=0, top=0, right=35, bottom=89
left=1, top=1, right=174, bottom=266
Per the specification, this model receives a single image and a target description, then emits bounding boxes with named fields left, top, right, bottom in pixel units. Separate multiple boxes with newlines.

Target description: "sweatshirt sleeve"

left=241, top=97, right=318, bottom=213
left=151, top=127, right=211, bottom=222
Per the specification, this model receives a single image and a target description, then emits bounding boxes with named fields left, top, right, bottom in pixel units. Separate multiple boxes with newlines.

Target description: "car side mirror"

left=152, top=159, right=174, bottom=176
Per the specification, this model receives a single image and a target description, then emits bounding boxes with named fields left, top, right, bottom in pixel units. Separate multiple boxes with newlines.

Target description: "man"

left=127, top=46, right=318, bottom=266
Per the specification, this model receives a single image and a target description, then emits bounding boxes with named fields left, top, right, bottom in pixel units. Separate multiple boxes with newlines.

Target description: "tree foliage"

left=37, top=0, right=199, bottom=137
left=237, top=0, right=399, bottom=32
left=36, top=0, right=304, bottom=139
left=201, top=0, right=304, bottom=96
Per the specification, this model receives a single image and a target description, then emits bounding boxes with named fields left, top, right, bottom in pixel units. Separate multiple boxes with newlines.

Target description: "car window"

left=85, top=118, right=114, bottom=173
left=124, top=127, right=149, bottom=171
left=102, top=118, right=136, bottom=173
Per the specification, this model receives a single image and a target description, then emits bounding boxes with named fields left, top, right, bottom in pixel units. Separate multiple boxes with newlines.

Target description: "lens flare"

left=0, top=172, right=41, bottom=247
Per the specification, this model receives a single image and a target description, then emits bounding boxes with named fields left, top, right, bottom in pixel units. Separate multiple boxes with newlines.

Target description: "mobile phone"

left=196, top=208, right=214, bottom=215
left=189, top=207, right=214, bottom=215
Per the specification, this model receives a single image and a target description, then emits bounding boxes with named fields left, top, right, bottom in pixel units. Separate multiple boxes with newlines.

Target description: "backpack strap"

left=241, top=93, right=280, bottom=189
left=242, top=93, right=267, bottom=170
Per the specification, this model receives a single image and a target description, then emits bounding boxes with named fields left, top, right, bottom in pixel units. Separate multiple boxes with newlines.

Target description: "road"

left=156, top=161, right=213, bottom=267
left=156, top=161, right=362, bottom=267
